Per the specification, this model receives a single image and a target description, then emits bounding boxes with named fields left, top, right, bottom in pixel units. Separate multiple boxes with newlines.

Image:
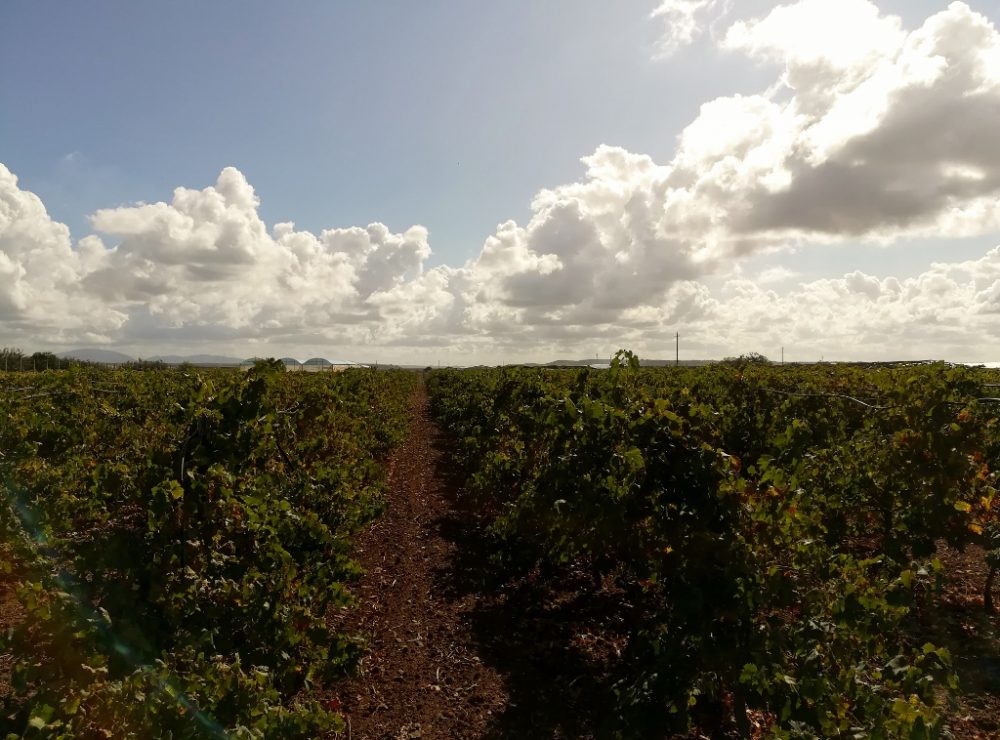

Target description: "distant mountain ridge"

left=57, top=348, right=136, bottom=363
left=538, top=358, right=713, bottom=367
left=149, top=354, right=243, bottom=365
left=55, top=349, right=714, bottom=367
left=57, top=349, right=244, bottom=365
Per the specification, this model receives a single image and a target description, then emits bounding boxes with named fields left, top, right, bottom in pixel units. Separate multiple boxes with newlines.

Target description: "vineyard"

left=0, top=362, right=416, bottom=737
left=0, top=355, right=998, bottom=738
left=427, top=355, right=1000, bottom=738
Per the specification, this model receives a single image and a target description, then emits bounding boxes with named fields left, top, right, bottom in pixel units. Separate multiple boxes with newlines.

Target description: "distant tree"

left=253, top=358, right=286, bottom=373
left=721, top=352, right=770, bottom=367
left=1, top=348, right=79, bottom=371
left=1, top=347, right=26, bottom=372
left=30, top=351, right=65, bottom=370
left=124, top=359, right=169, bottom=371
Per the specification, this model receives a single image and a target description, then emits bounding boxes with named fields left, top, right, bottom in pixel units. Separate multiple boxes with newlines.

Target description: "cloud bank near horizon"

left=2, top=0, right=1000, bottom=362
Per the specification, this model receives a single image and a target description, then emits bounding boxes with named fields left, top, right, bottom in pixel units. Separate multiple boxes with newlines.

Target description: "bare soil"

left=325, top=383, right=509, bottom=739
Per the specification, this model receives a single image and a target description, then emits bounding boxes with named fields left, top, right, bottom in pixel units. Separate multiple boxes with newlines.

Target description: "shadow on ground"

left=427, top=438, right=633, bottom=739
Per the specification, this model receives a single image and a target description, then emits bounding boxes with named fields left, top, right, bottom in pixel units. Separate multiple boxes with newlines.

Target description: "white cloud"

left=695, top=248, right=1000, bottom=361
left=650, top=0, right=731, bottom=59
left=0, top=164, right=454, bottom=351
left=723, top=0, right=906, bottom=102
left=719, top=1, right=1000, bottom=240
left=650, top=0, right=726, bottom=57
left=445, top=2, right=999, bottom=345
left=0, top=164, right=126, bottom=342
left=756, top=266, right=797, bottom=284
left=80, top=169, right=451, bottom=346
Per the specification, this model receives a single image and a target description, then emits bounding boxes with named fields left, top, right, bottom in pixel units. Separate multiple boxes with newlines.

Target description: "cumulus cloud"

left=449, top=0, right=1000, bottom=338
left=697, top=248, right=1000, bottom=361
left=755, top=266, right=797, bottom=285
left=723, top=0, right=906, bottom=103
left=457, top=146, right=697, bottom=327
left=722, top=1, right=1000, bottom=239
left=80, top=168, right=451, bottom=345
left=650, top=0, right=727, bottom=57
left=0, top=164, right=126, bottom=342
left=0, top=164, right=453, bottom=350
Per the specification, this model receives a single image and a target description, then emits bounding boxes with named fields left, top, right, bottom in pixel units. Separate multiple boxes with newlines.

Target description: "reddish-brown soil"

left=325, top=383, right=508, bottom=739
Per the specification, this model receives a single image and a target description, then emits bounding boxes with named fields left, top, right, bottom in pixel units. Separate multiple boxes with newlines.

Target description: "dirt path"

left=328, top=381, right=508, bottom=739
left=328, top=380, right=626, bottom=740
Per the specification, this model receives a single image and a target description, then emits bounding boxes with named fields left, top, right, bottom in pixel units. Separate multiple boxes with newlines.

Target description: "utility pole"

left=675, top=332, right=679, bottom=367
left=781, top=346, right=784, bottom=365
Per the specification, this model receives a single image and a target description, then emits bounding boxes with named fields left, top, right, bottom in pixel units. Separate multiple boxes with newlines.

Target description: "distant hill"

left=58, top=348, right=135, bottom=364
left=543, top=359, right=597, bottom=367
left=540, top=358, right=714, bottom=367
left=56, top=349, right=247, bottom=365
left=150, top=354, right=243, bottom=365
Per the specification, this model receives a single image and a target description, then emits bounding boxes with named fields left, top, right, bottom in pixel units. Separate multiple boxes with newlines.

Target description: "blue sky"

left=2, top=1, right=1000, bottom=362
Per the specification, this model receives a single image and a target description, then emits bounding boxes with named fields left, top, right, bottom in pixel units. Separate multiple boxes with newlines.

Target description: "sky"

left=2, top=0, right=1000, bottom=364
